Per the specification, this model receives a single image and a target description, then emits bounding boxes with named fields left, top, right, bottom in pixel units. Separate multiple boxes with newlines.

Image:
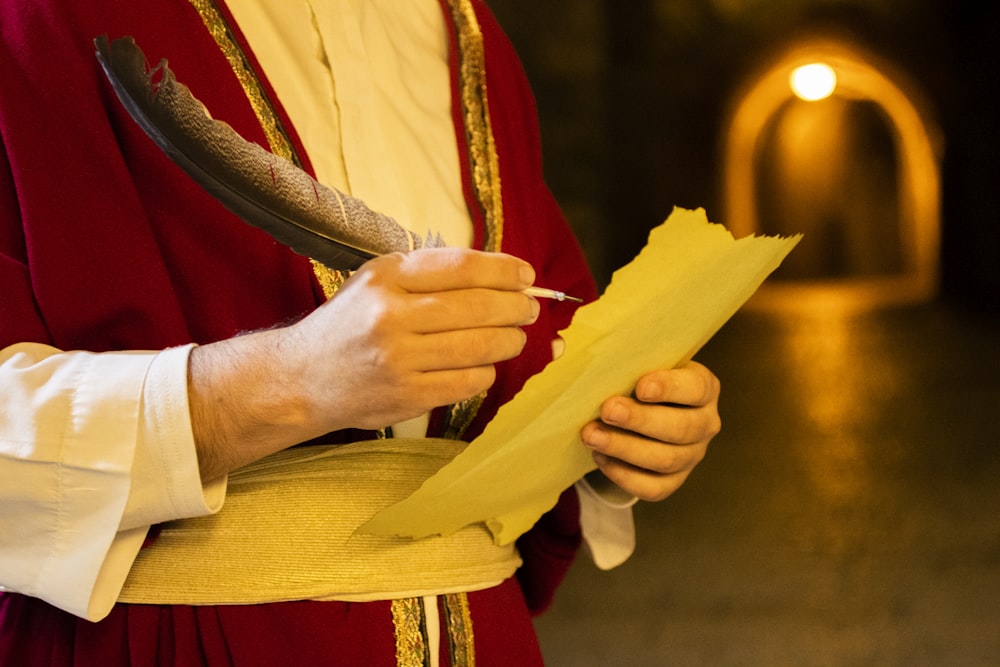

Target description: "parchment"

left=360, top=207, right=801, bottom=545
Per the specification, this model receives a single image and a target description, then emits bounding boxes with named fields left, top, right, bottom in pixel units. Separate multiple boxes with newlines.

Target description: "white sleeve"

left=575, top=471, right=639, bottom=570
left=0, top=342, right=225, bottom=621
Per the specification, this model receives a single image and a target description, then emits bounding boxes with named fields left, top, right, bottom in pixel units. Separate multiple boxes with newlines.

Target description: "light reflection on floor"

left=534, top=300, right=1000, bottom=666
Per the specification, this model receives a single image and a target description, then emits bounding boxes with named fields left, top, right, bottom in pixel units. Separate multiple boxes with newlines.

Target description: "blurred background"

left=486, top=0, right=1000, bottom=664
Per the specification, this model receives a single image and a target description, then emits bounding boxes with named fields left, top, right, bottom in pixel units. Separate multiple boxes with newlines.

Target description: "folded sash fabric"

left=118, top=438, right=521, bottom=605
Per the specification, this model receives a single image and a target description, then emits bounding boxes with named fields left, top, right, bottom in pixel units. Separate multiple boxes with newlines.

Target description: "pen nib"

left=523, top=286, right=584, bottom=303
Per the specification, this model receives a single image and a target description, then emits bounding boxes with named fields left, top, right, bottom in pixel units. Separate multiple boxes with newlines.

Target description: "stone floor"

left=534, top=298, right=1000, bottom=666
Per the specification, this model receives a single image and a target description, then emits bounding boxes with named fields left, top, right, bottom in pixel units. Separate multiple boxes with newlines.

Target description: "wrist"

left=187, top=327, right=316, bottom=480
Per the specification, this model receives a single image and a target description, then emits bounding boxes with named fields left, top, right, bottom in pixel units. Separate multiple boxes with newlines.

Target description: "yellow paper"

left=361, top=207, right=801, bottom=544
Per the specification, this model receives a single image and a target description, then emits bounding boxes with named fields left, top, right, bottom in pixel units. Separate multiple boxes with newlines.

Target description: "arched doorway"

left=722, top=37, right=942, bottom=311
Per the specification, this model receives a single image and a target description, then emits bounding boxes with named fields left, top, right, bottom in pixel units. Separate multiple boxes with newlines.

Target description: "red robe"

left=0, top=1, right=596, bottom=663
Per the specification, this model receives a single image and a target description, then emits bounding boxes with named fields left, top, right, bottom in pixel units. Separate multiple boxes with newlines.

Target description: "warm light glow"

left=724, top=38, right=942, bottom=309
left=790, top=63, right=837, bottom=101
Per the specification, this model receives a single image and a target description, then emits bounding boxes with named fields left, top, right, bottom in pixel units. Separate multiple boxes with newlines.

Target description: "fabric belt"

left=118, top=438, right=521, bottom=606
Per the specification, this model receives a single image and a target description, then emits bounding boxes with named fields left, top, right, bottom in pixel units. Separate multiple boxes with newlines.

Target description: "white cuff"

left=120, top=344, right=226, bottom=530
left=576, top=471, right=638, bottom=570
left=87, top=344, right=227, bottom=621
left=0, top=344, right=155, bottom=620
left=0, top=343, right=227, bottom=621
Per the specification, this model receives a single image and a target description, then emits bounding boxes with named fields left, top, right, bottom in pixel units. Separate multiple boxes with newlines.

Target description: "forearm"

left=188, top=326, right=322, bottom=482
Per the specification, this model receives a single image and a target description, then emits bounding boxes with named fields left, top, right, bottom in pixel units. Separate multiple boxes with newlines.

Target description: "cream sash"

left=118, top=438, right=521, bottom=605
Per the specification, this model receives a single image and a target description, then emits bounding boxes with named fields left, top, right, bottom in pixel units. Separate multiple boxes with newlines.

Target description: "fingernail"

left=583, top=423, right=608, bottom=448
left=605, top=402, right=628, bottom=424
left=637, top=382, right=661, bottom=402
left=528, top=298, right=540, bottom=322
left=519, top=262, right=536, bottom=287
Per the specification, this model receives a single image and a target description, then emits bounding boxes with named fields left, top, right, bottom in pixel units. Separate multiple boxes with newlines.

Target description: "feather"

left=94, top=35, right=439, bottom=270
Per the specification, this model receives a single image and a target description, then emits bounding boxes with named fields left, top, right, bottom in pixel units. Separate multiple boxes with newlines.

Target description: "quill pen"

left=94, top=35, right=438, bottom=270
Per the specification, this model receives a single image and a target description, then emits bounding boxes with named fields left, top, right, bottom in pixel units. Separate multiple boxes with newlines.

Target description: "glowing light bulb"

left=790, top=63, right=837, bottom=101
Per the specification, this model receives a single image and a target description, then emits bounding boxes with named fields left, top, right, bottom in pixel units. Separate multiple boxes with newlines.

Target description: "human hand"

left=189, top=248, right=538, bottom=479
left=580, top=361, right=721, bottom=502
left=289, top=248, right=539, bottom=431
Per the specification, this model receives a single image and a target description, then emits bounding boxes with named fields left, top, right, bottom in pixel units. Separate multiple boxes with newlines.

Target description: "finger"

left=634, top=361, right=720, bottom=408
left=596, top=396, right=721, bottom=446
left=405, top=288, right=539, bottom=333
left=581, top=420, right=707, bottom=474
left=392, top=248, right=535, bottom=294
left=406, top=327, right=529, bottom=372
left=591, top=451, right=693, bottom=503
left=354, top=365, right=500, bottom=426
left=412, top=365, right=500, bottom=409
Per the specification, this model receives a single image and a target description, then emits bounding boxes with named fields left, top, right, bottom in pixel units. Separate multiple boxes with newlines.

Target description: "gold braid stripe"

left=390, top=594, right=477, bottom=667
left=446, top=0, right=503, bottom=253
left=444, top=592, right=477, bottom=667
left=391, top=598, right=430, bottom=667
left=187, top=0, right=295, bottom=162
left=440, top=0, right=504, bottom=440
left=188, top=0, right=348, bottom=298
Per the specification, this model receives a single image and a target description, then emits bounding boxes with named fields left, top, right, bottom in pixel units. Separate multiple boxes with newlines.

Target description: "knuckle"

left=364, top=252, right=407, bottom=282
left=704, top=372, right=721, bottom=404
left=508, top=328, right=529, bottom=356
left=370, top=348, right=406, bottom=383
left=434, top=247, right=478, bottom=276
left=366, top=334, right=411, bottom=380
left=646, top=474, right=686, bottom=502
left=680, top=408, right=718, bottom=444
left=691, top=366, right=720, bottom=405
left=453, top=366, right=496, bottom=400
left=461, top=330, right=495, bottom=363
left=631, top=478, right=665, bottom=503
left=669, top=412, right=698, bottom=445
left=470, top=328, right=526, bottom=364
left=660, top=446, right=683, bottom=473
left=367, top=301, right=395, bottom=334
left=498, top=327, right=527, bottom=360
left=646, top=444, right=684, bottom=476
left=707, top=412, right=722, bottom=438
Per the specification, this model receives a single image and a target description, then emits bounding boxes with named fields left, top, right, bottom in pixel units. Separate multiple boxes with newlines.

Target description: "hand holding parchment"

left=582, top=361, right=720, bottom=502
left=361, top=208, right=799, bottom=545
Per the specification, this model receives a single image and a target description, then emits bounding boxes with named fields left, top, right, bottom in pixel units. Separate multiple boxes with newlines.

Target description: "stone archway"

left=722, top=37, right=942, bottom=310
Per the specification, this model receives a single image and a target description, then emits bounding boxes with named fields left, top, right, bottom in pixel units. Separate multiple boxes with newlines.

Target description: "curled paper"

left=361, top=207, right=801, bottom=544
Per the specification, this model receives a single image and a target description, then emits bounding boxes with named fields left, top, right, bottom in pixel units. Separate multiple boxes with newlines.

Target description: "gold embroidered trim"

left=188, top=0, right=347, bottom=297
left=393, top=594, right=476, bottom=667
left=444, top=592, right=477, bottom=667
left=309, top=260, right=349, bottom=299
left=187, top=0, right=295, bottom=162
left=441, top=391, right=487, bottom=441
left=439, top=0, right=504, bottom=439
left=392, top=597, right=430, bottom=667
left=445, top=0, right=504, bottom=254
